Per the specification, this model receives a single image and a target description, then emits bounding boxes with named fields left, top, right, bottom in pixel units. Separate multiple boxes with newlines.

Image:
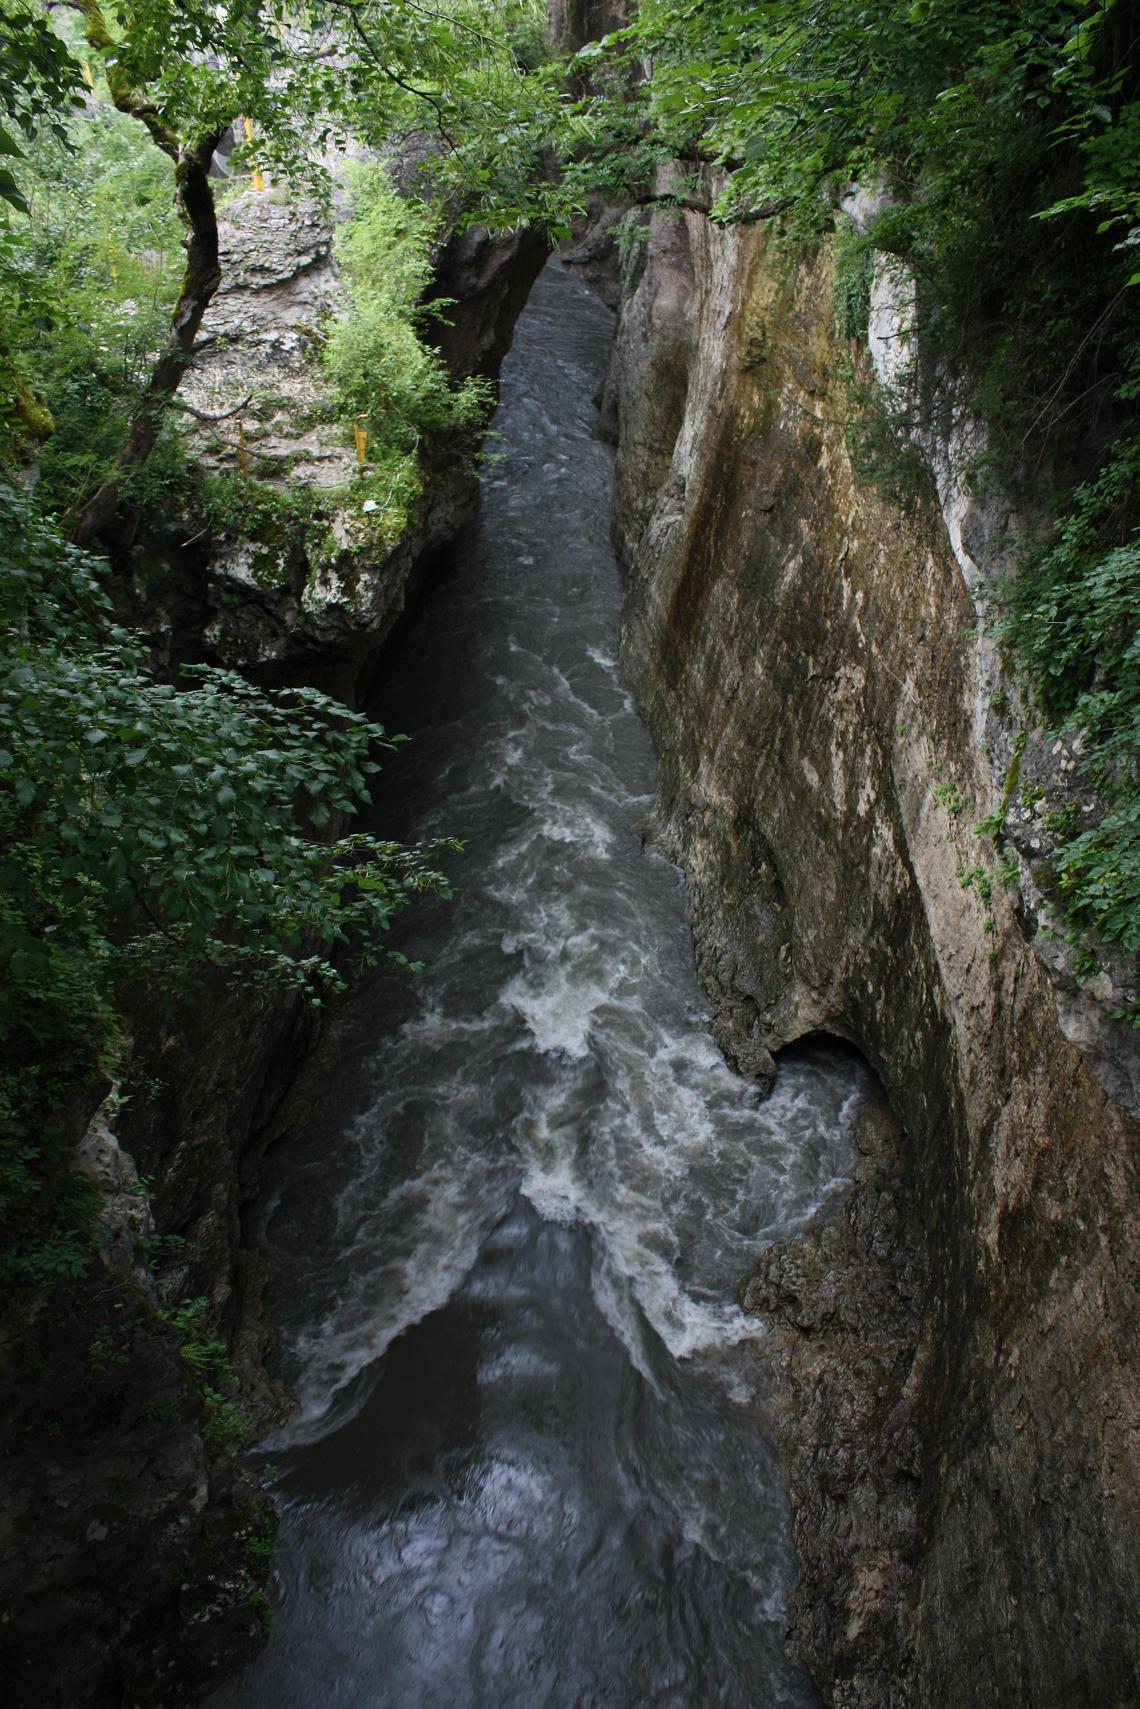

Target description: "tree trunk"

left=69, top=1, right=225, bottom=547
left=69, top=134, right=223, bottom=547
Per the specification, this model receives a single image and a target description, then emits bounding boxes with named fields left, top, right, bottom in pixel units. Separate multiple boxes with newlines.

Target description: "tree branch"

left=170, top=392, right=253, bottom=424
left=69, top=0, right=180, bottom=160
left=631, top=188, right=798, bottom=225
left=320, top=0, right=458, bottom=149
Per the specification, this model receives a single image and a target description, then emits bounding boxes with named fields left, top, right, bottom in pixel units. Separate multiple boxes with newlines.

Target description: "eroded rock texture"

left=605, top=201, right=1140, bottom=1706
left=126, top=185, right=546, bottom=701
left=742, top=1101, right=926, bottom=1706
left=548, top=0, right=631, bottom=52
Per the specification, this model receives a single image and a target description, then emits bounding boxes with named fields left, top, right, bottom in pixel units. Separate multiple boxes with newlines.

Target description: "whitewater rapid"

left=208, top=259, right=873, bottom=1709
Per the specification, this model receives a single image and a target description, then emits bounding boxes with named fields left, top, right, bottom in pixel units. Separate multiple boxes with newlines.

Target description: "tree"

left=3, top=1, right=563, bottom=541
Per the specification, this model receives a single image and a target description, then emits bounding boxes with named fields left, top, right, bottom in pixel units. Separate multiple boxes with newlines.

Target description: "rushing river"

left=207, top=260, right=874, bottom=1708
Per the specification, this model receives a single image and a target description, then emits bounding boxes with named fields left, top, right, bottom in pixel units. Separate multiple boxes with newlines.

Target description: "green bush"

left=322, top=162, right=495, bottom=517
left=0, top=100, right=187, bottom=510
left=0, top=482, right=456, bottom=1296
left=163, top=1296, right=253, bottom=1445
left=996, top=437, right=1140, bottom=952
left=832, top=224, right=874, bottom=346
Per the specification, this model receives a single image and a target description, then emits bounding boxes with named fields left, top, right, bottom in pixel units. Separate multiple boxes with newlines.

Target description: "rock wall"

left=123, top=188, right=547, bottom=702
left=548, top=0, right=630, bottom=52
left=604, top=201, right=1140, bottom=1705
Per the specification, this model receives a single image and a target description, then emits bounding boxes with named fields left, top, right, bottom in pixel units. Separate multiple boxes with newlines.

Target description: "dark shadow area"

left=776, top=1029, right=887, bottom=1092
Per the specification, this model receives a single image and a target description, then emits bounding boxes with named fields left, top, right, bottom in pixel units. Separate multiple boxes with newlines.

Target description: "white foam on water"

left=262, top=259, right=875, bottom=1520
left=227, top=259, right=860, bottom=1709
left=588, top=1245, right=665, bottom=1395
left=271, top=1169, right=501, bottom=1445
left=517, top=1156, right=582, bottom=1228
left=262, top=997, right=532, bottom=1444
left=514, top=1062, right=770, bottom=1382
left=501, top=962, right=614, bottom=1060
left=270, top=925, right=869, bottom=1452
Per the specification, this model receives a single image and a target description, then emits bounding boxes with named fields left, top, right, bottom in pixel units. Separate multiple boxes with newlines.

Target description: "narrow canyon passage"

left=208, top=261, right=875, bottom=1709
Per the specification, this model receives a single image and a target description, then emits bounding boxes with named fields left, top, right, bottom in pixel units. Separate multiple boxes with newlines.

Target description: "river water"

left=207, top=260, right=873, bottom=1709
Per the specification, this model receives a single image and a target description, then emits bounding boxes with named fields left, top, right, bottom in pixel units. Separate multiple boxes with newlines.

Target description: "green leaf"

left=0, top=168, right=29, bottom=214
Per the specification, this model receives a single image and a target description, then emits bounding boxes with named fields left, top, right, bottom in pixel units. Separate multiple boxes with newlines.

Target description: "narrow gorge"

left=2, top=4, right=1138, bottom=1707
left=202, top=255, right=877, bottom=1709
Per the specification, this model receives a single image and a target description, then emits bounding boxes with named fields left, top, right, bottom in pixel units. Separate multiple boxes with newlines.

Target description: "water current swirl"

left=207, top=260, right=875, bottom=1709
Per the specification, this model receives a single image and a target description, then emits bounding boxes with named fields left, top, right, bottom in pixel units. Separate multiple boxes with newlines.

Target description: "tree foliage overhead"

left=0, top=1, right=564, bottom=538
left=632, top=0, right=1138, bottom=233
left=2, top=1, right=561, bottom=212
left=579, top=0, right=1140, bottom=443
left=0, top=0, right=86, bottom=210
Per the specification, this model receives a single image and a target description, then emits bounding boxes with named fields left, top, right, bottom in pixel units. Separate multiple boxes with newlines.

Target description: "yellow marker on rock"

left=243, top=116, right=266, bottom=191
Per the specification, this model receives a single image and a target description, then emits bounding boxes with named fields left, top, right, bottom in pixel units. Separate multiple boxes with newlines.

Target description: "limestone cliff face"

left=123, top=187, right=547, bottom=701
left=605, top=205, right=1140, bottom=1705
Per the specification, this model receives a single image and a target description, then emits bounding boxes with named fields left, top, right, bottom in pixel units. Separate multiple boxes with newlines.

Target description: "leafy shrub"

left=0, top=482, right=455, bottom=1295
left=322, top=163, right=495, bottom=511
left=832, top=224, right=874, bottom=346
left=163, top=1296, right=253, bottom=1445
left=996, top=437, right=1140, bottom=950
left=0, top=100, right=187, bottom=509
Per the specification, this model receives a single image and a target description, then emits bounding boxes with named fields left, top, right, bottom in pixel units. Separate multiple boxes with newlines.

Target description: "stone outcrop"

left=742, top=1101, right=925, bottom=1705
left=604, top=195, right=1140, bottom=1705
left=124, top=184, right=546, bottom=701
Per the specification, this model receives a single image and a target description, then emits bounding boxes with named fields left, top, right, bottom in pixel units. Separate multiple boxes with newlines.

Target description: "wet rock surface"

left=742, top=1102, right=926, bottom=1708
left=604, top=195, right=1140, bottom=1705
left=0, top=979, right=310, bottom=1707
left=0, top=1276, right=273, bottom=1709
